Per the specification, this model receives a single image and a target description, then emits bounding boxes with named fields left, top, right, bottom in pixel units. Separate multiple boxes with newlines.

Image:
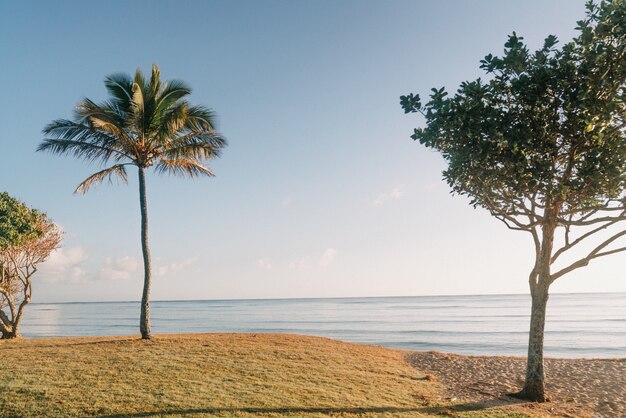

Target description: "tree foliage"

left=401, top=0, right=625, bottom=272
left=401, top=0, right=625, bottom=401
left=0, top=192, right=45, bottom=247
left=0, top=193, right=61, bottom=339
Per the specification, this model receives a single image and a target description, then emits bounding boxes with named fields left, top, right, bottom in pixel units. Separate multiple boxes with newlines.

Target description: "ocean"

left=21, top=292, right=625, bottom=358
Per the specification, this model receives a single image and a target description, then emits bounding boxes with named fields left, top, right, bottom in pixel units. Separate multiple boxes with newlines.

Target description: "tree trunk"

left=138, top=167, right=152, bottom=340
left=515, top=214, right=557, bottom=402
left=518, top=283, right=550, bottom=401
left=1, top=332, right=18, bottom=339
left=0, top=309, right=18, bottom=339
left=2, top=328, right=20, bottom=339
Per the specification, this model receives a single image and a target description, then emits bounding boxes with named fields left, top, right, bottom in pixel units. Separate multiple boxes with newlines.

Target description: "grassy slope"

left=0, top=334, right=540, bottom=417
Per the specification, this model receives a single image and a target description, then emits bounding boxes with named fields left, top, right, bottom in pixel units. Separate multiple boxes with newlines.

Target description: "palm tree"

left=38, top=65, right=226, bottom=339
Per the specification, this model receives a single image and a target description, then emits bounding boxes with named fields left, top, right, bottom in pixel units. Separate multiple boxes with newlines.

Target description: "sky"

left=1, top=0, right=623, bottom=303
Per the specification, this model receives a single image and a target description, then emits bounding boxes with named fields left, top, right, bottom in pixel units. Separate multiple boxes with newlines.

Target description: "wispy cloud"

left=288, top=256, right=313, bottom=271
left=289, top=248, right=338, bottom=271
left=281, top=196, right=294, bottom=208
left=97, top=256, right=198, bottom=280
left=319, top=248, right=337, bottom=267
left=373, top=186, right=404, bottom=206
left=39, top=246, right=88, bottom=283
left=98, top=256, right=142, bottom=281
left=258, top=258, right=273, bottom=270
left=155, top=257, right=198, bottom=277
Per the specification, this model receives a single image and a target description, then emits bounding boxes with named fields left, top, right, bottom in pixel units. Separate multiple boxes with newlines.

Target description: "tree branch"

left=550, top=229, right=626, bottom=282
left=551, top=217, right=623, bottom=263
left=0, top=287, right=16, bottom=320
left=0, top=309, right=12, bottom=329
left=0, top=313, right=12, bottom=334
left=557, top=213, right=626, bottom=226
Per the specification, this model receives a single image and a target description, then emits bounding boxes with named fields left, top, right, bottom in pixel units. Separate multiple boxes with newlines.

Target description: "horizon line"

left=32, top=290, right=626, bottom=305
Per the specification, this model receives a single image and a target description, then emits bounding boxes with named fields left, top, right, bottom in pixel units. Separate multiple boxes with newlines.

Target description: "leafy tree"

left=39, top=65, right=226, bottom=339
left=401, top=1, right=625, bottom=401
left=0, top=192, right=62, bottom=339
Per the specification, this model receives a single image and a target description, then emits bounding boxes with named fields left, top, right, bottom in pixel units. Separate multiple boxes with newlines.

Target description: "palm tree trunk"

left=138, top=167, right=152, bottom=339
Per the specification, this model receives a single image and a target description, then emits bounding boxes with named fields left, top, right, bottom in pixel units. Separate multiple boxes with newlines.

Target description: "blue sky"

left=1, top=0, right=623, bottom=303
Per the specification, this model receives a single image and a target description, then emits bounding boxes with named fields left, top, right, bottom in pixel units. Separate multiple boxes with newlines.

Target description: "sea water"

left=21, top=292, right=625, bottom=358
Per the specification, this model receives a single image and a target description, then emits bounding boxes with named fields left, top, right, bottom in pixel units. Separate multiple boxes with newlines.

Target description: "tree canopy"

left=401, top=1, right=625, bottom=222
left=0, top=192, right=46, bottom=248
left=39, top=64, right=227, bottom=193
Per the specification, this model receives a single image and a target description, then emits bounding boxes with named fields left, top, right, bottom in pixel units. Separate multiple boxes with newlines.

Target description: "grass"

left=0, top=334, right=547, bottom=417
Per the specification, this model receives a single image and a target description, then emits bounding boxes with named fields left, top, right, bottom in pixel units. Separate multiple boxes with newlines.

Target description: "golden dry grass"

left=0, top=334, right=551, bottom=417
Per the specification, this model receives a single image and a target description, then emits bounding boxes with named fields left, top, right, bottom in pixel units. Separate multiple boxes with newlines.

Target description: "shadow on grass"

left=99, top=398, right=531, bottom=417
left=448, top=395, right=529, bottom=410
left=100, top=407, right=434, bottom=417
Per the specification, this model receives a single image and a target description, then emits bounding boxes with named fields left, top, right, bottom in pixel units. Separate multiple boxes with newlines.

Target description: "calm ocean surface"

left=22, top=292, right=625, bottom=358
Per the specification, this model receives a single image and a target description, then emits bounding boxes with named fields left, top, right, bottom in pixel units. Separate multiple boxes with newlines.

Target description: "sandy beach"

left=407, top=351, right=626, bottom=418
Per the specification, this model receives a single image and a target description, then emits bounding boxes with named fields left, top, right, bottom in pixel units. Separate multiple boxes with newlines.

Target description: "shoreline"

left=16, top=331, right=625, bottom=361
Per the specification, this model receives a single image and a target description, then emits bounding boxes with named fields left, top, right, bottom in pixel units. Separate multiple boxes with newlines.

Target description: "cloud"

left=373, top=186, right=404, bottom=205
left=97, top=256, right=198, bottom=281
left=281, top=196, right=294, bottom=208
left=155, top=257, right=198, bottom=277
left=289, top=248, right=337, bottom=271
left=98, top=256, right=142, bottom=281
left=258, top=258, right=273, bottom=270
left=289, top=256, right=313, bottom=271
left=39, top=246, right=89, bottom=283
left=319, top=248, right=337, bottom=267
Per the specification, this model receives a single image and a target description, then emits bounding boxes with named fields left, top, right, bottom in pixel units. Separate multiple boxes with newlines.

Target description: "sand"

left=406, top=351, right=626, bottom=418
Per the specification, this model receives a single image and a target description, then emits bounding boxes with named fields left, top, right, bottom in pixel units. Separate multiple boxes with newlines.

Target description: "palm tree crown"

left=39, top=64, right=226, bottom=191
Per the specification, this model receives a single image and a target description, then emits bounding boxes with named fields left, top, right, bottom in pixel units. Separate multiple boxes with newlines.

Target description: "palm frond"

left=185, top=105, right=218, bottom=131
left=38, top=138, right=127, bottom=163
left=39, top=118, right=133, bottom=163
left=104, top=73, right=133, bottom=110
left=154, top=102, right=189, bottom=140
left=153, top=80, right=191, bottom=117
left=155, top=158, right=214, bottom=177
left=133, top=68, right=147, bottom=92
left=41, top=118, right=132, bottom=157
left=149, top=64, right=162, bottom=98
left=43, top=119, right=113, bottom=143
left=130, top=81, right=146, bottom=135
left=76, top=101, right=126, bottom=139
left=74, top=164, right=129, bottom=194
left=166, top=132, right=227, bottom=159
left=75, top=98, right=121, bottom=123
